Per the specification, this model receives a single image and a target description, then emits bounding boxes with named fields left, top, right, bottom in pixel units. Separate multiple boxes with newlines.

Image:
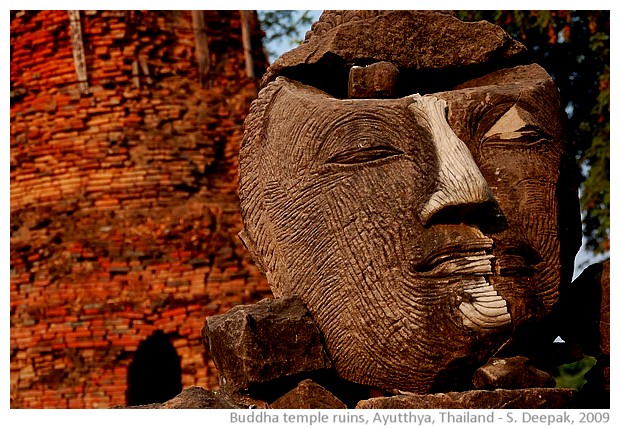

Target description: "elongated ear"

left=238, top=229, right=267, bottom=274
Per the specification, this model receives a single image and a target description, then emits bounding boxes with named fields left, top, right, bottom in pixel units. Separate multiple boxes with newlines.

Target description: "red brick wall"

left=10, top=10, right=271, bottom=408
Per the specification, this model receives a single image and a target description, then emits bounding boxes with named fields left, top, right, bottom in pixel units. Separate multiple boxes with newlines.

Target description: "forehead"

left=262, top=83, right=428, bottom=160
left=256, top=64, right=565, bottom=176
left=436, top=64, right=564, bottom=135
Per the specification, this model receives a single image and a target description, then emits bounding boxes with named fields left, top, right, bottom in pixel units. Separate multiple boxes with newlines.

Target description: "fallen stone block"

left=114, top=386, right=247, bottom=409
left=270, top=379, right=346, bottom=409
left=472, top=356, right=555, bottom=390
left=348, top=61, right=399, bottom=99
left=203, top=297, right=331, bottom=392
left=356, top=388, right=577, bottom=409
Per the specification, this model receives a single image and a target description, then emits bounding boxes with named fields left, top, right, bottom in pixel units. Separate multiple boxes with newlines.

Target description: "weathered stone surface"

left=114, top=386, right=248, bottom=409
left=262, top=10, right=528, bottom=95
left=270, top=379, right=346, bottom=409
left=203, top=297, right=331, bottom=392
left=472, top=357, right=555, bottom=389
left=435, top=62, right=581, bottom=354
left=348, top=61, right=399, bottom=98
left=356, top=388, right=577, bottom=409
left=161, top=387, right=244, bottom=409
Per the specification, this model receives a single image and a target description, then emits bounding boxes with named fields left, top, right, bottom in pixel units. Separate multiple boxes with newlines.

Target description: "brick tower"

left=10, top=10, right=271, bottom=408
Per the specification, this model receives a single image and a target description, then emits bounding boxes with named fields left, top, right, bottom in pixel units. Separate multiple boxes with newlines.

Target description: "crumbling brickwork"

left=10, top=10, right=271, bottom=408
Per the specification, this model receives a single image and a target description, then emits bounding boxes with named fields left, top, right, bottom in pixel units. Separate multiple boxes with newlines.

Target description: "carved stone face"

left=239, top=64, right=573, bottom=392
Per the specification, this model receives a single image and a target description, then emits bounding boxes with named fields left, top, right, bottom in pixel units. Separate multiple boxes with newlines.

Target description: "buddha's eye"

left=482, top=124, right=551, bottom=147
left=326, top=145, right=404, bottom=165
left=481, top=104, right=553, bottom=148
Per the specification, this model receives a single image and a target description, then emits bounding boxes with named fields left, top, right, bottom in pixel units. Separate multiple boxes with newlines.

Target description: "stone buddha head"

left=238, top=11, right=581, bottom=393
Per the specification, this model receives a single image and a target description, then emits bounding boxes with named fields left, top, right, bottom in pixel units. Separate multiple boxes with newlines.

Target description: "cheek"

left=515, top=180, right=560, bottom=251
left=509, top=180, right=562, bottom=308
left=312, top=166, right=473, bottom=351
left=273, top=160, right=433, bottom=304
left=320, top=159, right=434, bottom=253
left=482, top=153, right=561, bottom=259
left=313, top=163, right=444, bottom=315
left=480, top=153, right=563, bottom=314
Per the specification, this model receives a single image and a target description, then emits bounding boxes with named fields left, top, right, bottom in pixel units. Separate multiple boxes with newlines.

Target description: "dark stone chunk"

left=262, top=11, right=528, bottom=95
left=202, top=297, right=331, bottom=393
left=113, top=386, right=245, bottom=409
left=161, top=386, right=244, bottom=409
left=472, top=356, right=555, bottom=390
left=348, top=61, right=399, bottom=99
left=356, top=388, right=577, bottom=409
left=270, top=379, right=347, bottom=409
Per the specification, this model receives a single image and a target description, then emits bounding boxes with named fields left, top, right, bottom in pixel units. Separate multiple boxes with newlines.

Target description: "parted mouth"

left=493, top=242, right=542, bottom=277
left=413, top=237, right=494, bottom=278
left=411, top=235, right=513, bottom=331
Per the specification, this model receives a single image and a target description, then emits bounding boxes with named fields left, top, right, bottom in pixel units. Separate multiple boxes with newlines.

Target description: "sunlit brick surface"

left=10, top=10, right=271, bottom=408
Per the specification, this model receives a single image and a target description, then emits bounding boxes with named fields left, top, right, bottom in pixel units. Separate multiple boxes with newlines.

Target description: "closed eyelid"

left=325, top=145, right=404, bottom=165
left=316, top=110, right=416, bottom=166
left=481, top=104, right=551, bottom=146
left=483, top=124, right=552, bottom=145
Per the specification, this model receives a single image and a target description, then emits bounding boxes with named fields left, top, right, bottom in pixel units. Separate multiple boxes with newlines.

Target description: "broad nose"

left=409, top=95, right=495, bottom=226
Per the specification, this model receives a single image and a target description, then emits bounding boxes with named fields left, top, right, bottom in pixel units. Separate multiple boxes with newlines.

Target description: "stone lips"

left=460, top=279, right=511, bottom=330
